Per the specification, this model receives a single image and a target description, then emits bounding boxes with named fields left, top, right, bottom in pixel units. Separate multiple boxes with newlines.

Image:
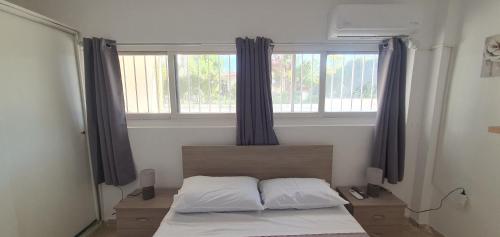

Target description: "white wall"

left=0, top=154, right=18, bottom=237
left=8, top=0, right=337, bottom=44
left=8, top=0, right=447, bottom=221
left=428, top=0, right=500, bottom=236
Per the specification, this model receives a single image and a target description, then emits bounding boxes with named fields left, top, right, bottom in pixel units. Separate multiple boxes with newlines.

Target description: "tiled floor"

left=90, top=220, right=443, bottom=237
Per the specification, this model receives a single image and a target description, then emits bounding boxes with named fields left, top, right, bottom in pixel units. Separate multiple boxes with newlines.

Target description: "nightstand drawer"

left=117, top=228, right=157, bottom=237
left=353, top=207, right=405, bottom=226
left=117, top=209, right=167, bottom=229
left=115, top=189, right=177, bottom=237
left=363, top=225, right=404, bottom=237
left=117, top=209, right=168, bottom=218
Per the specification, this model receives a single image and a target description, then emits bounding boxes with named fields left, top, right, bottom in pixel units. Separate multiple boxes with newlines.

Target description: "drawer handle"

left=372, top=232, right=384, bottom=237
left=372, top=214, right=385, bottom=220
left=135, top=217, right=150, bottom=222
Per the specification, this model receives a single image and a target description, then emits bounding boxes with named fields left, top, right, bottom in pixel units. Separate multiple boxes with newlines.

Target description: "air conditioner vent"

left=329, top=4, right=422, bottom=39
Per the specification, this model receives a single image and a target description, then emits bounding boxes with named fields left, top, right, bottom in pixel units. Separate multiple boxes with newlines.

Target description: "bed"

left=153, top=145, right=368, bottom=237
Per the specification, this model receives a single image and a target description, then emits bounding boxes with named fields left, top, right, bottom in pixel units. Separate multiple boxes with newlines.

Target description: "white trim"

left=172, top=113, right=236, bottom=120
left=318, top=53, right=327, bottom=113
left=168, top=54, right=179, bottom=114
left=126, top=113, right=172, bottom=120
left=126, top=114, right=376, bottom=128
left=322, top=112, right=377, bottom=118
left=126, top=111, right=376, bottom=121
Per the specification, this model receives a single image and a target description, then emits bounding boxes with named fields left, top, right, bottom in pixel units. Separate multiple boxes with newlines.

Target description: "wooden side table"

left=337, top=187, right=407, bottom=237
left=114, top=188, right=177, bottom=237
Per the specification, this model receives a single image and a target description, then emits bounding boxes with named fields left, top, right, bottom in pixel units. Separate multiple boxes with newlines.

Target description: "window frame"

left=118, top=43, right=379, bottom=122
left=119, top=51, right=173, bottom=119
left=322, top=50, right=379, bottom=117
left=271, top=52, right=322, bottom=115
left=175, top=52, right=237, bottom=116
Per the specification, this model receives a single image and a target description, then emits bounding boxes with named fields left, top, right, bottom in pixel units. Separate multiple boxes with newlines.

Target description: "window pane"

left=177, top=54, right=236, bottom=113
left=119, top=54, right=170, bottom=113
left=325, top=54, right=378, bottom=112
left=271, top=54, right=320, bottom=113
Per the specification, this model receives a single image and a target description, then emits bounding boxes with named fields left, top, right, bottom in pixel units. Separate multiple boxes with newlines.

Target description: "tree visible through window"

left=176, top=54, right=237, bottom=113
left=271, top=54, right=321, bottom=113
left=118, top=51, right=378, bottom=116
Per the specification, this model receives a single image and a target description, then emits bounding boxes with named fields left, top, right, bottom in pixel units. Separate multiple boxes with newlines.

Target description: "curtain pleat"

left=371, top=38, right=407, bottom=184
left=236, top=37, right=279, bottom=145
left=84, top=38, right=136, bottom=186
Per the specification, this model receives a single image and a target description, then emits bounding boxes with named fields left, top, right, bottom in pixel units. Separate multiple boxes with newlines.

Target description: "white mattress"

left=153, top=206, right=365, bottom=237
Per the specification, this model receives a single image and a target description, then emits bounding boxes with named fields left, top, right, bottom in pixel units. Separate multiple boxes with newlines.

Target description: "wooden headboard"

left=182, top=145, right=333, bottom=184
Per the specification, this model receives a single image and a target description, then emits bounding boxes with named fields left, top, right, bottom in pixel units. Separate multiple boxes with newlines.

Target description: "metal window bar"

left=370, top=58, right=376, bottom=110
left=143, top=56, right=150, bottom=113
left=186, top=56, right=190, bottom=112
left=132, top=56, right=139, bottom=112
left=280, top=56, right=285, bottom=112
left=339, top=56, right=345, bottom=112
left=120, top=56, right=129, bottom=112
left=196, top=56, right=201, bottom=112
left=218, top=56, right=222, bottom=112
left=228, top=55, right=232, bottom=113
left=290, top=55, right=296, bottom=113
left=164, top=56, right=171, bottom=113
left=206, top=56, right=211, bottom=112
left=360, top=56, right=366, bottom=111
left=349, top=56, right=356, bottom=112
left=154, top=56, right=161, bottom=112
left=330, top=56, right=334, bottom=112
left=299, top=54, right=303, bottom=112
left=310, top=55, right=313, bottom=112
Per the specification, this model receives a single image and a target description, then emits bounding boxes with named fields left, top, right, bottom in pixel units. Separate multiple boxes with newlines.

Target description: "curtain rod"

left=114, top=42, right=380, bottom=46
left=78, top=41, right=382, bottom=47
left=78, top=36, right=410, bottom=47
left=78, top=40, right=396, bottom=47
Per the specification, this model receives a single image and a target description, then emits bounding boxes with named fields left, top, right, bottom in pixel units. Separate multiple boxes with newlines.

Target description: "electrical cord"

left=111, top=187, right=126, bottom=217
left=127, top=191, right=142, bottom=197
left=118, top=186, right=124, bottom=200
left=406, top=187, right=466, bottom=213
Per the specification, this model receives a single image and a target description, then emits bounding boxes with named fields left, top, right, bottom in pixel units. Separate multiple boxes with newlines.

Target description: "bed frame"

left=182, top=145, right=333, bottom=184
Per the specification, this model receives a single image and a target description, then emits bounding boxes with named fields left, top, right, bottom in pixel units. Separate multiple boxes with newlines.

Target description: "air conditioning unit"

left=328, top=4, right=421, bottom=39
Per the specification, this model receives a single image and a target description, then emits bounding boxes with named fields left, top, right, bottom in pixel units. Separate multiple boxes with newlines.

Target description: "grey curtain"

left=84, top=38, right=136, bottom=186
left=236, top=37, right=279, bottom=145
left=371, top=38, right=407, bottom=184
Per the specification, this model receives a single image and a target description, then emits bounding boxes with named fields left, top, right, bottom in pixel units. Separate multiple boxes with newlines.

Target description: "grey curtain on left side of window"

left=83, top=37, right=137, bottom=186
left=371, top=37, right=407, bottom=184
left=236, top=37, right=279, bottom=145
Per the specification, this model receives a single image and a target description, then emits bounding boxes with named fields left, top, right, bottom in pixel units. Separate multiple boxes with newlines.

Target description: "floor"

left=90, top=220, right=443, bottom=237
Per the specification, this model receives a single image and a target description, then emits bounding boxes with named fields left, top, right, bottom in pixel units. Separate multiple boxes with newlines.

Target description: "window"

left=325, top=54, right=378, bottom=112
left=118, top=49, right=379, bottom=119
left=271, top=54, right=321, bottom=113
left=176, top=54, right=237, bottom=113
left=119, top=54, right=170, bottom=113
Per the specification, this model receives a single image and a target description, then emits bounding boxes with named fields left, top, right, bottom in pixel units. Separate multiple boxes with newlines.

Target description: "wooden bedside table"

left=337, top=187, right=407, bottom=237
left=115, top=188, right=177, bottom=237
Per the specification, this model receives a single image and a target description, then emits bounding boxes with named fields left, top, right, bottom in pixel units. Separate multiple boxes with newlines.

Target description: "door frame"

left=0, top=0, right=101, bottom=223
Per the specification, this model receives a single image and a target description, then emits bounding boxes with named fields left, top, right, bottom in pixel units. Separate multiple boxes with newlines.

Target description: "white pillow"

left=259, top=178, right=348, bottom=210
left=171, top=176, right=264, bottom=213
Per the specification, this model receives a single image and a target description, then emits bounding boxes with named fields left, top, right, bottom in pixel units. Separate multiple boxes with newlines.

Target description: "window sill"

left=126, top=112, right=376, bottom=128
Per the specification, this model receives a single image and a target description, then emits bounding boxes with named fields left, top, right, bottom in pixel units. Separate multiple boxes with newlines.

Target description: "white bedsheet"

left=153, top=206, right=365, bottom=237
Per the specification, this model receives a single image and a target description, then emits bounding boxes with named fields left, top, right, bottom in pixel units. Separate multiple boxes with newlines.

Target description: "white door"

left=0, top=4, right=97, bottom=237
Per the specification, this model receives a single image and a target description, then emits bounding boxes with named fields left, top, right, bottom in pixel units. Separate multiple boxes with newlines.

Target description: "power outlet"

left=453, top=190, right=468, bottom=207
